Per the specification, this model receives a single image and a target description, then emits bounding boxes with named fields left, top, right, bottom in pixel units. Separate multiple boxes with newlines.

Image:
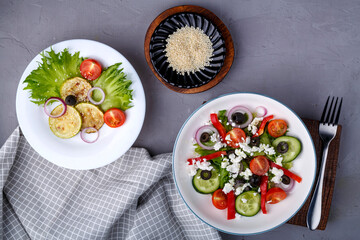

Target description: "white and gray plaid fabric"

left=0, top=127, right=221, bottom=240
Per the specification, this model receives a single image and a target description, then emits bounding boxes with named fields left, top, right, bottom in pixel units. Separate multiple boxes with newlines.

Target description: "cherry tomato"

left=267, top=119, right=287, bottom=138
left=212, top=189, right=228, bottom=210
left=250, top=156, right=270, bottom=175
left=265, top=187, right=287, bottom=204
left=225, top=128, right=246, bottom=148
left=104, top=108, right=126, bottom=128
left=80, top=59, right=102, bottom=80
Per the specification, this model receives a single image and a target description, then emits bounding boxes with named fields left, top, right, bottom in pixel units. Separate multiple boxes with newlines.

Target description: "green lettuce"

left=92, top=63, right=133, bottom=111
left=23, top=48, right=84, bottom=105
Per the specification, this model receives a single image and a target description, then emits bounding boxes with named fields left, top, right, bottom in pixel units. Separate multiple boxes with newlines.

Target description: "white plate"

left=16, top=39, right=146, bottom=170
left=173, top=92, right=316, bottom=235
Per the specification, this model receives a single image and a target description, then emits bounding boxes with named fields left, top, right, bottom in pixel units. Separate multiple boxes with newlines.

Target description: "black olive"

left=243, top=186, right=252, bottom=192
left=249, top=175, right=261, bottom=187
left=200, top=132, right=210, bottom=143
left=243, top=157, right=252, bottom=165
left=227, top=149, right=235, bottom=155
left=281, top=175, right=291, bottom=185
left=200, top=170, right=212, bottom=180
left=65, top=95, right=77, bottom=106
left=234, top=178, right=246, bottom=188
left=250, top=137, right=260, bottom=147
left=231, top=112, right=246, bottom=124
left=277, top=142, right=289, bottom=154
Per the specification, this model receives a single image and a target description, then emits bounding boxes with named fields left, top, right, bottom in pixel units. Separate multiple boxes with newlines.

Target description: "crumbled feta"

left=247, top=117, right=263, bottom=135
left=196, top=161, right=213, bottom=171
left=241, top=198, right=248, bottom=203
left=225, top=134, right=231, bottom=141
left=229, top=153, right=236, bottom=161
left=226, top=162, right=240, bottom=174
left=235, top=149, right=247, bottom=159
left=270, top=167, right=284, bottom=184
left=228, top=178, right=235, bottom=186
left=213, top=142, right=223, bottom=151
left=275, top=156, right=283, bottom=166
left=235, top=183, right=251, bottom=195
left=253, top=192, right=257, bottom=196
left=221, top=161, right=229, bottom=169
left=223, top=183, right=233, bottom=194
left=210, top=133, right=219, bottom=142
left=187, top=164, right=198, bottom=176
left=197, top=176, right=200, bottom=179
left=240, top=168, right=253, bottom=180
left=259, top=143, right=276, bottom=156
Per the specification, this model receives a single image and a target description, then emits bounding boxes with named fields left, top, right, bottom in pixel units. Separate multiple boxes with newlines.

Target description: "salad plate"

left=172, top=92, right=316, bottom=235
left=16, top=39, right=146, bottom=170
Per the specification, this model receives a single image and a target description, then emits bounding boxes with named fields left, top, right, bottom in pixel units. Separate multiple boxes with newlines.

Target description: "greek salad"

left=186, top=105, right=302, bottom=219
left=23, top=49, right=133, bottom=143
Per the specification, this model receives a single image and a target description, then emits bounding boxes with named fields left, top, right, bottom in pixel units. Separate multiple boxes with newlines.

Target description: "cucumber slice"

left=60, top=77, right=92, bottom=103
left=235, top=191, right=261, bottom=217
left=49, top=105, right=82, bottom=139
left=192, top=168, right=220, bottom=194
left=272, top=136, right=302, bottom=162
left=75, top=103, right=104, bottom=133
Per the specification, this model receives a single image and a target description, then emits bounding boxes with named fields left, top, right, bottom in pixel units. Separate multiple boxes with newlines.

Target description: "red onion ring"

left=227, top=106, right=253, bottom=128
left=255, top=106, right=267, bottom=117
left=87, top=87, right=105, bottom=105
left=195, top=125, right=219, bottom=150
left=276, top=177, right=295, bottom=192
left=44, top=97, right=67, bottom=118
left=80, top=127, right=99, bottom=143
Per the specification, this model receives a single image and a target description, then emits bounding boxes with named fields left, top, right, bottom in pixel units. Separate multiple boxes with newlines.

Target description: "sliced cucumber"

left=49, top=105, right=82, bottom=139
left=235, top=191, right=261, bottom=217
left=192, top=168, right=220, bottom=194
left=272, top=136, right=302, bottom=162
left=60, top=77, right=92, bottom=103
left=75, top=103, right=104, bottom=133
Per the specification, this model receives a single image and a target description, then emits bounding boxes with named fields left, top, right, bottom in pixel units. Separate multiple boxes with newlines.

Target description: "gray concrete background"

left=1, top=0, right=359, bottom=239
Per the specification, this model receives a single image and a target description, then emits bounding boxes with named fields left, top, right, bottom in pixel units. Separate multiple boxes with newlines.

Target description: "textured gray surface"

left=0, top=0, right=359, bottom=239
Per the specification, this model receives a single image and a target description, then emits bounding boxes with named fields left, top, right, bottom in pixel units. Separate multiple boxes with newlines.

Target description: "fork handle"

left=306, top=142, right=330, bottom=230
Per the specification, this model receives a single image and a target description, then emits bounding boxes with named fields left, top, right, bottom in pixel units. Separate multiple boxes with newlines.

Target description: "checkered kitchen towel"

left=0, top=127, right=221, bottom=240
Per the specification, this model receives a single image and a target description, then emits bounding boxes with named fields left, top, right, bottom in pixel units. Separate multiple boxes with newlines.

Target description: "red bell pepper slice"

left=227, top=190, right=236, bottom=220
left=210, top=113, right=227, bottom=143
left=269, top=161, right=302, bottom=183
left=187, top=151, right=227, bottom=165
left=253, top=115, right=274, bottom=137
left=260, top=175, right=268, bottom=214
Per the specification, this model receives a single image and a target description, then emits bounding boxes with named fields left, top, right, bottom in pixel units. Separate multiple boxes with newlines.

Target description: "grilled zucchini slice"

left=49, top=105, right=82, bottom=139
left=60, top=77, right=92, bottom=103
left=75, top=103, right=104, bottom=133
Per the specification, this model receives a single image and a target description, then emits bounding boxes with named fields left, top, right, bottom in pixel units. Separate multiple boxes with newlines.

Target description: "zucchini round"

left=235, top=191, right=261, bottom=217
left=272, top=136, right=302, bottom=162
left=75, top=103, right=104, bottom=133
left=192, top=168, right=220, bottom=194
left=49, top=105, right=82, bottom=139
left=60, top=77, right=92, bottom=103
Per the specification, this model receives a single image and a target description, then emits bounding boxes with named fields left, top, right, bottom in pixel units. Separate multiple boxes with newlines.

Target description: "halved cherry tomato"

left=268, top=119, right=288, bottom=138
left=104, top=108, right=126, bottom=128
left=265, top=187, right=287, bottom=204
left=212, top=189, right=228, bottom=210
left=225, top=128, right=246, bottom=148
left=80, top=59, right=102, bottom=80
left=250, top=156, right=270, bottom=175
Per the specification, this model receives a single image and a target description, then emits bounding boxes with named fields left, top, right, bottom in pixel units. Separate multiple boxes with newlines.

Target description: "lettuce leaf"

left=23, top=48, right=84, bottom=105
left=92, top=63, right=133, bottom=111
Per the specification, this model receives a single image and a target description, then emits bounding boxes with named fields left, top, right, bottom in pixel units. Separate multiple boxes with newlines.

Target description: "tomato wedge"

left=250, top=156, right=270, bottom=175
left=225, top=128, right=246, bottom=148
left=104, top=108, right=126, bottom=128
left=212, top=189, right=228, bottom=210
left=80, top=59, right=102, bottom=80
left=268, top=119, right=288, bottom=138
left=266, top=187, right=287, bottom=204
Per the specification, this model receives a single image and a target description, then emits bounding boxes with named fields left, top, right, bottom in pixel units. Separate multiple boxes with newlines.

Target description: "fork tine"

left=330, top=97, right=339, bottom=125
left=334, top=97, right=343, bottom=125
left=325, top=97, right=334, bottom=124
left=320, top=96, right=330, bottom=123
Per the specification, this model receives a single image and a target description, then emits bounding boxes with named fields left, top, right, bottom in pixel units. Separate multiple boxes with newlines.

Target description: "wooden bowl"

left=144, top=5, right=234, bottom=94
